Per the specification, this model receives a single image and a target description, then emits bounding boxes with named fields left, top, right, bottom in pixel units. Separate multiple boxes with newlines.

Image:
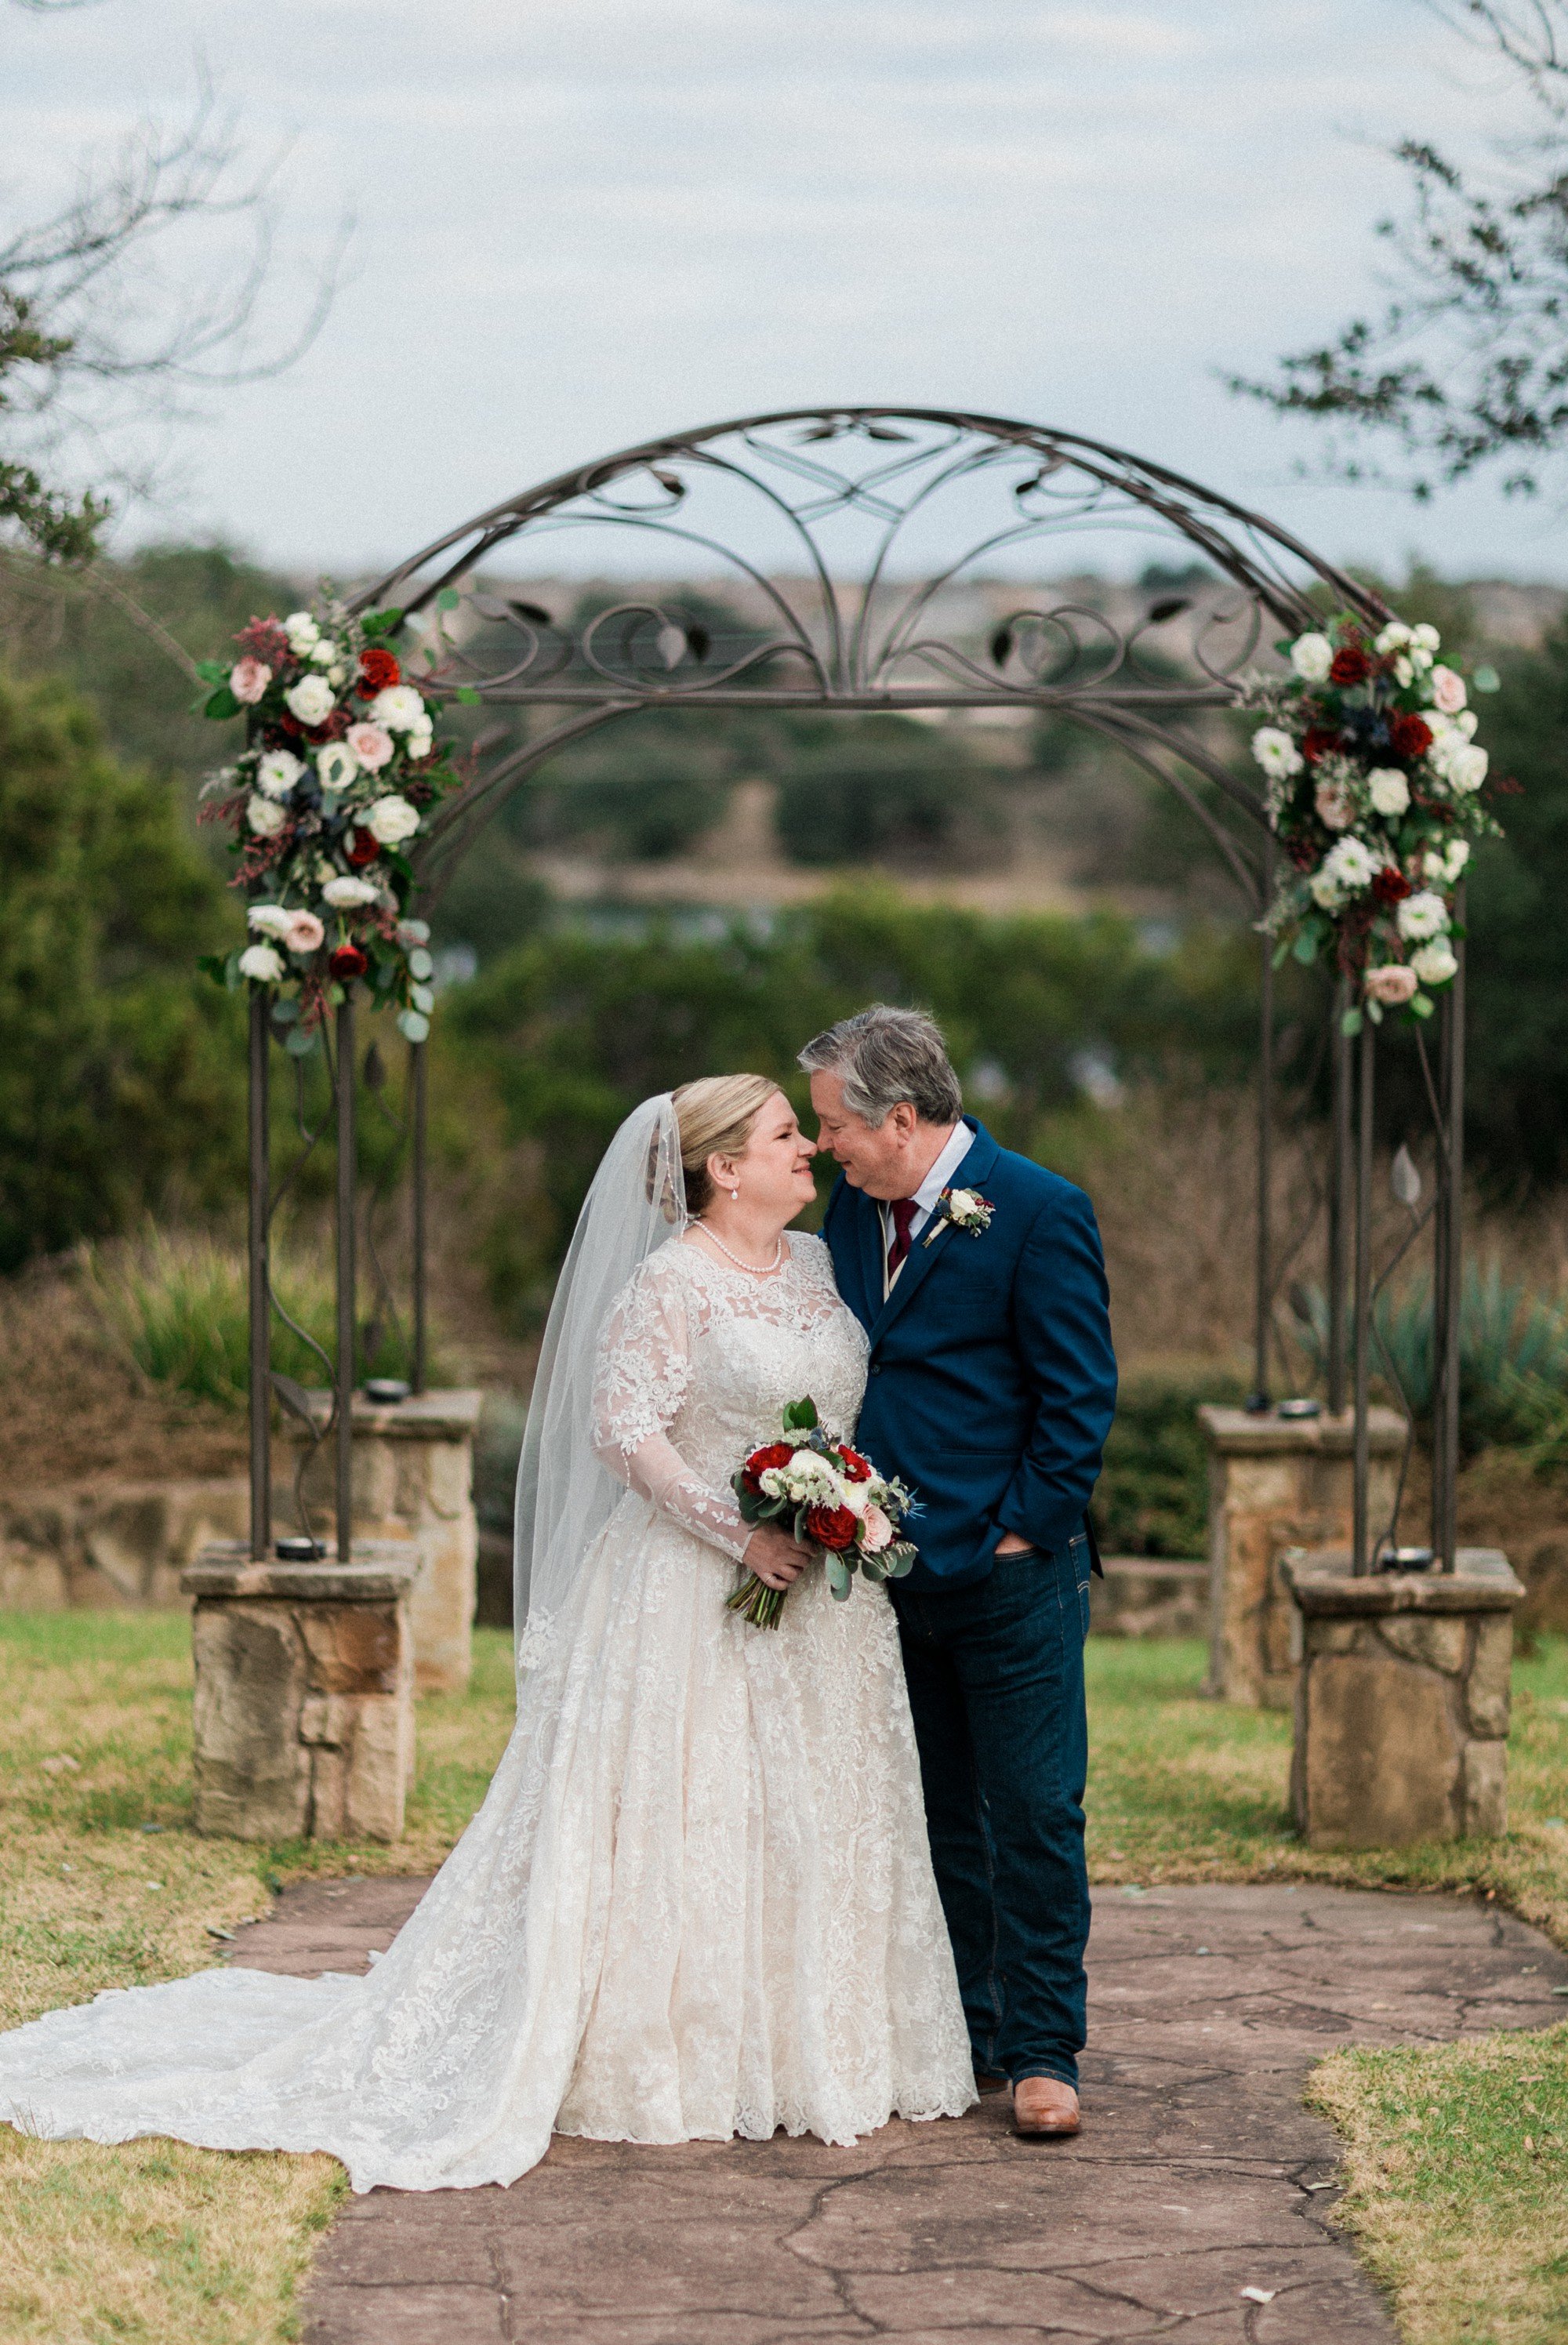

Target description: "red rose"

left=804, top=1501, right=859, bottom=1552
left=742, top=1439, right=797, bottom=1491
left=345, top=828, right=380, bottom=867
left=1329, top=645, right=1370, bottom=686
left=834, top=1446, right=873, bottom=1483
left=359, top=647, right=401, bottom=694
left=1301, top=724, right=1341, bottom=765
left=1372, top=866, right=1412, bottom=906
left=1388, top=712, right=1433, bottom=760
left=328, top=942, right=368, bottom=981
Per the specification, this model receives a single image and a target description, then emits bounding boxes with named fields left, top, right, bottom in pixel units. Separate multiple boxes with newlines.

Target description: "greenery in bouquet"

left=194, top=595, right=470, bottom=1050
left=1246, top=614, right=1508, bottom=1030
left=728, top=1395, right=918, bottom=1628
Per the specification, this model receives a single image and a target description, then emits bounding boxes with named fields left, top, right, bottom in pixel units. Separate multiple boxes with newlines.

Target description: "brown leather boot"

left=1011, top=2077, right=1080, bottom=2136
left=973, top=2069, right=1009, bottom=2096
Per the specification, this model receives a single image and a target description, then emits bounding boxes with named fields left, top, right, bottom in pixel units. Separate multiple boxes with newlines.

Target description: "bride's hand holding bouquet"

left=728, top=1396, right=917, bottom=1628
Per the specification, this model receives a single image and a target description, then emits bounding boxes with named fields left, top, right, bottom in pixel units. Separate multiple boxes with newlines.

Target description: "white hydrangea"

left=1252, top=726, right=1304, bottom=780
left=1290, top=633, right=1334, bottom=683
left=1410, top=938, right=1459, bottom=986
left=307, top=638, right=342, bottom=668
left=1410, top=623, right=1441, bottom=652
left=1374, top=621, right=1412, bottom=654
left=1397, top=890, right=1450, bottom=942
left=1367, top=767, right=1410, bottom=819
left=255, top=749, right=304, bottom=800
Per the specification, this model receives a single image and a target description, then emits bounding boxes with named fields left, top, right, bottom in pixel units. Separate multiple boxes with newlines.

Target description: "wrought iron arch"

left=246, top=410, right=1461, bottom=1587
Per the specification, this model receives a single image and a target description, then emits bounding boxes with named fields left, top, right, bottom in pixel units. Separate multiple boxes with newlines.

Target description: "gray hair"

left=798, top=1004, right=964, bottom=1129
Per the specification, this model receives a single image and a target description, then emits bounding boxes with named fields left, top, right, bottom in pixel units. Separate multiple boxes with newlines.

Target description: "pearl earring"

left=729, top=1185, right=740, bottom=1199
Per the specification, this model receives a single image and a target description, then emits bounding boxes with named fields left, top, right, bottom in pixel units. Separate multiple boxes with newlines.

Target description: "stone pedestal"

left=283, top=1391, right=483, bottom=1694
left=181, top=1541, right=419, bottom=1842
left=1200, top=1406, right=1406, bottom=1708
left=1283, top=1547, right=1523, bottom=1850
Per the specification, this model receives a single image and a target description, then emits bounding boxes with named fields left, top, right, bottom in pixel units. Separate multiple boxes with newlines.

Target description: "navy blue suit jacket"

left=822, top=1119, right=1117, bottom=1592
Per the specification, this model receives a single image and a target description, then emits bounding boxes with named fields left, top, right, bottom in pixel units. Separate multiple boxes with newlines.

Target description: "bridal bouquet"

left=727, top=1396, right=917, bottom=1628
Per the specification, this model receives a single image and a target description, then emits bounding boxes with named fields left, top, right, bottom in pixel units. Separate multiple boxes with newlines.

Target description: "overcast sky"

left=7, top=0, right=1561, bottom=582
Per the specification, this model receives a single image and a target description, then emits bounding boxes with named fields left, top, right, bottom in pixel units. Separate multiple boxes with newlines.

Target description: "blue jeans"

left=891, top=1536, right=1091, bottom=2089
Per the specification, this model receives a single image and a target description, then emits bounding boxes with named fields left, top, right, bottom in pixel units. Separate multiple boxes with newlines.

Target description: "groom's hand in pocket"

left=994, top=1531, right=1036, bottom=1557
left=745, top=1523, right=809, bottom=1590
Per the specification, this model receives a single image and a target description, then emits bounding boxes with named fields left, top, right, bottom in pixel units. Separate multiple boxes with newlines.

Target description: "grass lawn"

left=0, top=1615, right=1563, bottom=2343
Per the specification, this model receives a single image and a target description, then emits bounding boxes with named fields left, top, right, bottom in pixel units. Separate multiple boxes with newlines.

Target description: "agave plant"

left=1290, top=1261, right=1568, bottom=1451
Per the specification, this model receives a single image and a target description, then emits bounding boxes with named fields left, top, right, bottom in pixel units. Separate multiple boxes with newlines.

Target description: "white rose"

left=1393, top=655, right=1414, bottom=689
left=1447, top=744, right=1488, bottom=794
left=307, top=637, right=341, bottom=668
left=1310, top=867, right=1345, bottom=911
left=238, top=942, right=285, bottom=982
left=1290, top=632, right=1334, bottom=683
left=247, top=793, right=287, bottom=837
left=368, top=684, right=428, bottom=735
left=1397, top=890, right=1450, bottom=942
left=283, top=611, right=320, bottom=654
left=1410, top=623, right=1441, bottom=652
left=948, top=1189, right=978, bottom=1215
left=1367, top=767, right=1410, bottom=819
left=322, top=875, right=381, bottom=908
left=1410, top=939, right=1459, bottom=986
left=1408, top=646, right=1435, bottom=675
left=247, top=903, right=293, bottom=938
left=1444, top=837, right=1472, bottom=880
left=284, top=673, right=336, bottom=725
left=1457, top=710, right=1479, bottom=739
left=255, top=749, right=304, bottom=800
left=397, top=1008, right=430, bottom=1044
left=365, top=794, right=420, bottom=846
left=1374, top=621, right=1412, bottom=654
left=405, top=724, right=434, bottom=764
left=1252, top=726, right=1304, bottom=780
left=317, top=741, right=360, bottom=795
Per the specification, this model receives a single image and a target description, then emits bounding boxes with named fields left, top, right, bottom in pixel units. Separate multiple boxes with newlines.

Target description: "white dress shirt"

left=880, top=1120, right=974, bottom=1295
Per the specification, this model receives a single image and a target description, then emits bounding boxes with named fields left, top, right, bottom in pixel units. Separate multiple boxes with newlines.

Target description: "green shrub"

left=1094, top=1364, right=1246, bottom=1556
left=85, top=1231, right=419, bottom=1410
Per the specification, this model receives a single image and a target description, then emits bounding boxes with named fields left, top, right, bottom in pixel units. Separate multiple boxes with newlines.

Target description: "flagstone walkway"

left=228, top=1878, right=1568, bottom=2344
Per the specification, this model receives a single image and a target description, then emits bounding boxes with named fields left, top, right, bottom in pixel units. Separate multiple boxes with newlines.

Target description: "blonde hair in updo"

left=672, top=1074, right=781, bottom=1215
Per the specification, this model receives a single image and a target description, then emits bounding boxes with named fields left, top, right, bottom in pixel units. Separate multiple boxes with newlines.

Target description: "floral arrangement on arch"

left=1247, top=615, right=1505, bottom=1028
left=196, top=597, right=469, bottom=1049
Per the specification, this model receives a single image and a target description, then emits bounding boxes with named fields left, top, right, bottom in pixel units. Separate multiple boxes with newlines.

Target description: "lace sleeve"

left=591, top=1254, right=750, bottom=1563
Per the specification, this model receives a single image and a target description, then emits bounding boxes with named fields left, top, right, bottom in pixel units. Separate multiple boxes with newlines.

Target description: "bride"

left=0, top=1077, right=974, bottom=2191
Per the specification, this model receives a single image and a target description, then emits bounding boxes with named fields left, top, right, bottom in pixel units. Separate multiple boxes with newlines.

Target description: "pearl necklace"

left=695, top=1222, right=786, bottom=1276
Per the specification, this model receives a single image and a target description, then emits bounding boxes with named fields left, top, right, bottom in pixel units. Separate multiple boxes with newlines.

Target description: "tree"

left=0, top=668, right=245, bottom=1267
left=1231, top=2, right=1568, bottom=501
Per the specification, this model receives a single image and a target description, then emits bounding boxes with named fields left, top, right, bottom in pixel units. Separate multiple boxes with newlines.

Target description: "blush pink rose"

left=1364, top=964, right=1419, bottom=1007
left=283, top=909, right=325, bottom=955
left=1314, top=778, right=1356, bottom=832
left=346, top=721, right=395, bottom=772
left=1430, top=666, right=1467, bottom=715
left=860, top=1504, right=894, bottom=1554
left=230, top=658, right=272, bottom=704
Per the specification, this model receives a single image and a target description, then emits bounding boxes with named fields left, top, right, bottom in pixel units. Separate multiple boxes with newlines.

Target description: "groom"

left=802, top=1006, right=1116, bottom=2139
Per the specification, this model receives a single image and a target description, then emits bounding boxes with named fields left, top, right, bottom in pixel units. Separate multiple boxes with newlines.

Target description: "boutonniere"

left=922, top=1186, right=996, bottom=1246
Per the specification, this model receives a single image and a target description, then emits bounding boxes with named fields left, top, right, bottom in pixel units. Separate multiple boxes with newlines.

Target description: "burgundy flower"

left=1301, top=724, right=1342, bottom=765
left=359, top=647, right=401, bottom=695
left=834, top=1446, right=873, bottom=1483
left=328, top=942, right=368, bottom=981
left=742, top=1439, right=797, bottom=1492
left=804, top=1501, right=859, bottom=1552
left=345, top=829, right=380, bottom=868
left=1388, top=712, right=1433, bottom=760
left=1371, top=866, right=1413, bottom=907
left=1329, top=645, right=1370, bottom=686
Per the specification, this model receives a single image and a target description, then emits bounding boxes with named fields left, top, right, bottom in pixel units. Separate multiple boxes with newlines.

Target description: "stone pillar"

left=1200, top=1405, right=1406, bottom=1707
left=283, top=1391, right=483, bottom=1694
left=182, top=1542, right=419, bottom=1842
left=1283, top=1547, right=1523, bottom=1850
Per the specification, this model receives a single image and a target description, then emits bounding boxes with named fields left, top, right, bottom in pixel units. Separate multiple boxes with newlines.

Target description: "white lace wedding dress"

left=0, top=1232, right=974, bottom=2192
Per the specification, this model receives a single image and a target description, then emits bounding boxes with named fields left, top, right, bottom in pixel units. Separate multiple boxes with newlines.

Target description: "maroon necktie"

left=887, top=1197, right=919, bottom=1279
